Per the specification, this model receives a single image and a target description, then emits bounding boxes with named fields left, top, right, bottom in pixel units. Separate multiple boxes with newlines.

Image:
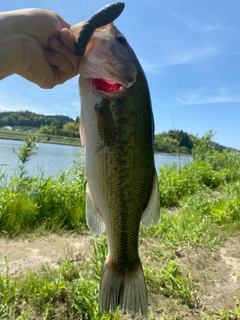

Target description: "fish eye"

left=116, top=34, right=126, bottom=44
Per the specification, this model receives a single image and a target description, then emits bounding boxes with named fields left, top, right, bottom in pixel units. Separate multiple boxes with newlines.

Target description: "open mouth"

left=92, top=78, right=122, bottom=93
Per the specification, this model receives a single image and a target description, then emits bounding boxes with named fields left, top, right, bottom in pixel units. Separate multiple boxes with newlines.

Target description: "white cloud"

left=199, top=24, right=234, bottom=32
left=163, top=46, right=217, bottom=66
left=70, top=101, right=80, bottom=107
left=0, top=102, right=42, bottom=114
left=140, top=45, right=218, bottom=73
left=0, top=105, right=16, bottom=112
left=176, top=87, right=240, bottom=106
left=169, top=11, right=234, bottom=33
left=185, top=20, right=234, bottom=33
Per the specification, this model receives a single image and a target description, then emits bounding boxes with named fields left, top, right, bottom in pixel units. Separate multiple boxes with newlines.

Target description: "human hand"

left=1, top=9, right=79, bottom=88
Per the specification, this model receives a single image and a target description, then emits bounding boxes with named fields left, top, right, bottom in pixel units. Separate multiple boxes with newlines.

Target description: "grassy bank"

left=0, top=132, right=240, bottom=319
left=0, top=129, right=81, bottom=146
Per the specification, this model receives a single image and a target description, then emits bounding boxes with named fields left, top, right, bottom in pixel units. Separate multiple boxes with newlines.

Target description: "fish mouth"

left=91, top=78, right=123, bottom=93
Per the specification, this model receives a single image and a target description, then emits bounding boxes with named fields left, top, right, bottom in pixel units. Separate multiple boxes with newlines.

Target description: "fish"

left=73, top=3, right=160, bottom=317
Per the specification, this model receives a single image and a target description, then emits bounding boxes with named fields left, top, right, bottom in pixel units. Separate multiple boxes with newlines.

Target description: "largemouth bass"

left=73, top=3, right=160, bottom=317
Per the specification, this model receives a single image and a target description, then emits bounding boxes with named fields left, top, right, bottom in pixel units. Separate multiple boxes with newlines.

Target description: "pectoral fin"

left=80, top=111, right=86, bottom=146
left=95, top=99, right=116, bottom=147
left=141, top=168, right=160, bottom=227
left=86, top=184, right=106, bottom=235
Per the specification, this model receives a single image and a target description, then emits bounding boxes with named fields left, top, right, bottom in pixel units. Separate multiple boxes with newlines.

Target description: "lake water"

left=0, top=139, right=191, bottom=178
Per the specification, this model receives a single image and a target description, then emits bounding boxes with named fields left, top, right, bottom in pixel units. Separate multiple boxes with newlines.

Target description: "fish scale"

left=72, top=3, right=160, bottom=317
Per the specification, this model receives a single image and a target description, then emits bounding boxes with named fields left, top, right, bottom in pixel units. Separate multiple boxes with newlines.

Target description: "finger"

left=59, top=28, right=76, bottom=51
left=22, top=56, right=56, bottom=89
left=48, top=37, right=79, bottom=73
left=70, top=22, right=85, bottom=38
left=45, top=51, right=76, bottom=85
left=55, top=13, right=71, bottom=29
left=17, top=37, right=56, bottom=89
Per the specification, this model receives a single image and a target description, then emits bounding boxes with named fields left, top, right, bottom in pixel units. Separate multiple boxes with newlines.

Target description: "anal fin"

left=141, top=168, right=160, bottom=227
left=86, top=184, right=106, bottom=236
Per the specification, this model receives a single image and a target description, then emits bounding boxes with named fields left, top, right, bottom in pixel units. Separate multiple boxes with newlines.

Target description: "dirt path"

left=175, top=236, right=240, bottom=313
left=0, top=233, right=239, bottom=318
left=0, top=233, right=93, bottom=276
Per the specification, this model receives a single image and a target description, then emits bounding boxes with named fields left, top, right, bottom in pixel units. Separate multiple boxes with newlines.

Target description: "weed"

left=145, top=260, right=201, bottom=309
left=13, top=132, right=39, bottom=180
left=91, top=236, right=108, bottom=281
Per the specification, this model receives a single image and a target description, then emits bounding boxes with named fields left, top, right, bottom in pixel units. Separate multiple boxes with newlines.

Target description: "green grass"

left=0, top=252, right=120, bottom=320
left=0, top=132, right=240, bottom=319
left=0, top=129, right=81, bottom=146
left=0, top=171, right=86, bottom=237
left=0, top=134, right=86, bottom=237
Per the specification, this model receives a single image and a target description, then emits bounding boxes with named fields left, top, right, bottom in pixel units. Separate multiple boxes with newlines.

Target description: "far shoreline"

left=0, top=134, right=192, bottom=156
left=0, top=132, right=81, bottom=147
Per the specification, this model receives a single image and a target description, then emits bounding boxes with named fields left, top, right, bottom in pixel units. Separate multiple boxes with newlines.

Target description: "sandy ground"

left=0, top=233, right=93, bottom=276
left=176, top=235, right=240, bottom=312
left=0, top=232, right=239, bottom=318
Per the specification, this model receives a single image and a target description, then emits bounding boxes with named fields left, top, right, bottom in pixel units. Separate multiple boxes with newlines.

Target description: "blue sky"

left=1, top=0, right=240, bottom=149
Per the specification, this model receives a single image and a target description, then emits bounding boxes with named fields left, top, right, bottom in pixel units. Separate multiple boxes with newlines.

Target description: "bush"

left=158, top=161, right=226, bottom=208
left=0, top=135, right=86, bottom=236
left=159, top=131, right=240, bottom=209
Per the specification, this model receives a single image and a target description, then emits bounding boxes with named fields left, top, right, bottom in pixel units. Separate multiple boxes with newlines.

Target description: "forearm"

left=0, top=11, right=23, bottom=79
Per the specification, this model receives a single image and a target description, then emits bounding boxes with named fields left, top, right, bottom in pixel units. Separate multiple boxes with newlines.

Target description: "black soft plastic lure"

left=75, top=2, right=125, bottom=57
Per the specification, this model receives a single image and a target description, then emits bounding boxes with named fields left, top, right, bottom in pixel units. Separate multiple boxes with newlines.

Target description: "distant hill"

left=154, top=130, right=193, bottom=154
left=154, top=130, right=238, bottom=154
left=0, top=111, right=74, bottom=127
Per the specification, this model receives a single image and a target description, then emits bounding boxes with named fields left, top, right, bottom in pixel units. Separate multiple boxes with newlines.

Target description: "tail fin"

left=100, top=258, right=148, bottom=317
